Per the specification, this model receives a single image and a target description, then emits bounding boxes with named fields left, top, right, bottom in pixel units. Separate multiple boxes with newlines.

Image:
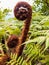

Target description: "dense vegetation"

left=0, top=0, right=49, bottom=65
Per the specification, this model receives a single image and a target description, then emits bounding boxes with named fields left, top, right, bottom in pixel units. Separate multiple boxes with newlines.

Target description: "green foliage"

left=0, top=6, right=49, bottom=65
left=32, top=0, right=49, bottom=15
left=0, top=9, right=11, bottom=21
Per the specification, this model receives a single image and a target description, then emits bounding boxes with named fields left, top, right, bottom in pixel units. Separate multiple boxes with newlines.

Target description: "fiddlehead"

left=7, top=1, right=32, bottom=56
left=7, top=35, right=19, bottom=48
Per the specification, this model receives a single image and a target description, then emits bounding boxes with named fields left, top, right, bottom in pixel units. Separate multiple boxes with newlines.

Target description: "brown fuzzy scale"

left=0, top=54, right=10, bottom=65
left=7, top=1, right=32, bottom=56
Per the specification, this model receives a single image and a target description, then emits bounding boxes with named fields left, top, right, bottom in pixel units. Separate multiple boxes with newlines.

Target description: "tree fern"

left=0, top=9, right=49, bottom=65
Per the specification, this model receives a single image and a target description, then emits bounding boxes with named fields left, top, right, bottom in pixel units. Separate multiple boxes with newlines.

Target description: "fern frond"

left=7, top=53, right=28, bottom=65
